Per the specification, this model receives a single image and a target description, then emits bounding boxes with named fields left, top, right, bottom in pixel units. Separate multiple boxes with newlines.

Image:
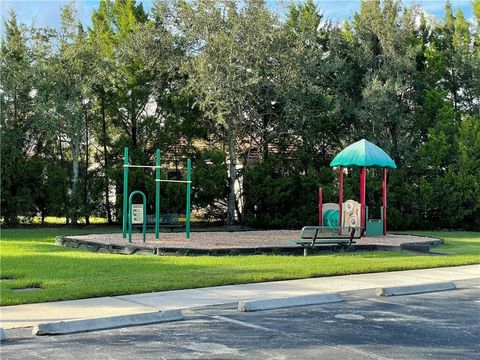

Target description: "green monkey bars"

left=122, top=147, right=192, bottom=242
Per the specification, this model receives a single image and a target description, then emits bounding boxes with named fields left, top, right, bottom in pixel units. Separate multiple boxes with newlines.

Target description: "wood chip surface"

left=65, top=231, right=437, bottom=250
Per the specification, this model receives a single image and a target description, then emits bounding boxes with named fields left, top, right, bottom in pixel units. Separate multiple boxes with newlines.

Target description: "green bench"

left=133, top=214, right=181, bottom=230
left=148, top=214, right=181, bottom=228
left=291, top=226, right=365, bottom=256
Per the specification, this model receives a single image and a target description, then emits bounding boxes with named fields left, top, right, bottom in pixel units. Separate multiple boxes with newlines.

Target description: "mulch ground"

left=64, top=231, right=436, bottom=250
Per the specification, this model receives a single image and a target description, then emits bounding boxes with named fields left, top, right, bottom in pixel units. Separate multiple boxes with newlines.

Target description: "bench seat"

left=133, top=214, right=181, bottom=229
left=291, top=226, right=365, bottom=256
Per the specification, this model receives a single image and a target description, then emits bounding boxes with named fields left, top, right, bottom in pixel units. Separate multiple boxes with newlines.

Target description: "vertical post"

left=122, top=147, right=129, bottom=239
left=128, top=193, right=133, bottom=244
left=318, top=187, right=323, bottom=226
left=155, top=149, right=160, bottom=239
left=338, top=167, right=343, bottom=229
left=382, top=168, right=387, bottom=235
left=142, top=198, right=146, bottom=243
left=186, top=158, right=192, bottom=240
left=360, top=166, right=366, bottom=232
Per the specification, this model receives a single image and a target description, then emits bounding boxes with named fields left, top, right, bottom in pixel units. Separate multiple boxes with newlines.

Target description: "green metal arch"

left=128, top=190, right=147, bottom=243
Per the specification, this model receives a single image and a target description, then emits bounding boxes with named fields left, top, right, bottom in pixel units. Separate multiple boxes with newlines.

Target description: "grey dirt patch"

left=11, top=287, right=42, bottom=293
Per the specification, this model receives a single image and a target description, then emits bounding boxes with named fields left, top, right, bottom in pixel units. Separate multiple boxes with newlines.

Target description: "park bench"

left=291, top=226, right=365, bottom=256
left=133, top=214, right=181, bottom=230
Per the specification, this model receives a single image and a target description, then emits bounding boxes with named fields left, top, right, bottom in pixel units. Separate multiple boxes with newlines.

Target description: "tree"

left=33, top=3, right=95, bottom=224
left=352, top=0, right=421, bottom=161
left=172, top=0, right=280, bottom=224
left=0, top=12, right=36, bottom=224
left=451, top=115, right=480, bottom=228
left=280, top=0, right=339, bottom=170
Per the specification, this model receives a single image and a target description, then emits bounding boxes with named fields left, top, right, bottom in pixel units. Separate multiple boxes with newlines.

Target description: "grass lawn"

left=1, top=228, right=479, bottom=306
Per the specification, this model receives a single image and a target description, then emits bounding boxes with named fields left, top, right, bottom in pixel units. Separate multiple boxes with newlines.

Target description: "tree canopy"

left=1, top=0, right=479, bottom=230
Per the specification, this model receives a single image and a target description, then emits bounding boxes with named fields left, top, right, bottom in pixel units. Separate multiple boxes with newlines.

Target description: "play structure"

left=121, top=147, right=192, bottom=243
left=318, top=139, right=397, bottom=236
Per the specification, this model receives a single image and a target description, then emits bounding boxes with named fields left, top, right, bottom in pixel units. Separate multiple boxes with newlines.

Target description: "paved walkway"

left=1, top=265, right=479, bottom=329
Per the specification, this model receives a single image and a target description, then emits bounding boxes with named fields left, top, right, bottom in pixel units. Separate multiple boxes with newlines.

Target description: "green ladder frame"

left=122, top=147, right=192, bottom=241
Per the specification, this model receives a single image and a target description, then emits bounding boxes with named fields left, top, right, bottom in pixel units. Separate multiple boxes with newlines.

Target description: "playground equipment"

left=318, top=199, right=361, bottom=229
left=318, top=139, right=396, bottom=236
left=122, top=147, right=192, bottom=243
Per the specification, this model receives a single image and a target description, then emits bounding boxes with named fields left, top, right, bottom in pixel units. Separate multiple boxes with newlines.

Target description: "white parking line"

left=210, top=315, right=275, bottom=332
left=210, top=315, right=393, bottom=360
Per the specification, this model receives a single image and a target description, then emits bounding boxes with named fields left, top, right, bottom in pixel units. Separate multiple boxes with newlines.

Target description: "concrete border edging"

left=32, top=310, right=183, bottom=335
left=238, top=293, right=343, bottom=312
left=375, top=281, right=456, bottom=297
left=57, top=233, right=442, bottom=257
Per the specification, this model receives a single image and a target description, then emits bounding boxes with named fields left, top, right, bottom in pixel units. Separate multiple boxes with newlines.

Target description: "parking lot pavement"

left=2, top=279, right=479, bottom=360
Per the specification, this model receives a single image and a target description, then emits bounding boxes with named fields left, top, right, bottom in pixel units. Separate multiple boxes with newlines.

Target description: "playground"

left=65, top=139, right=422, bottom=256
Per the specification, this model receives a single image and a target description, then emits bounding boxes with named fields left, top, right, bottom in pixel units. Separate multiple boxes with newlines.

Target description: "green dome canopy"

left=330, top=139, right=397, bottom=169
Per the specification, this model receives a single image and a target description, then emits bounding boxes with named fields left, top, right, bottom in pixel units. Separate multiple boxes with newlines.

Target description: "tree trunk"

left=132, top=121, right=137, bottom=148
left=101, top=96, right=112, bottom=224
left=262, top=114, right=269, bottom=159
left=71, top=139, right=80, bottom=225
left=131, top=96, right=137, bottom=148
left=226, top=127, right=237, bottom=226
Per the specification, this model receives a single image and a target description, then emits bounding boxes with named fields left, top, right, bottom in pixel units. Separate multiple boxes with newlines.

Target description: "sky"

left=0, top=0, right=475, bottom=34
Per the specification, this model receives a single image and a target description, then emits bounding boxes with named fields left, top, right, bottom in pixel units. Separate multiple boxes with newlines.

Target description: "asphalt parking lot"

left=2, top=279, right=479, bottom=360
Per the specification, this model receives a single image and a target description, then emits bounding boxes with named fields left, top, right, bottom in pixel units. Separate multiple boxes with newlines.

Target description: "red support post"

left=318, top=187, right=323, bottom=226
left=360, top=167, right=366, bottom=231
left=382, top=168, right=387, bottom=235
left=339, top=167, right=343, bottom=229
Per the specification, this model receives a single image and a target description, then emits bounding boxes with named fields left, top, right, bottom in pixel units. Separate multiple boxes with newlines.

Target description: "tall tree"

left=172, top=0, right=280, bottom=224
left=0, top=12, right=36, bottom=224
left=352, top=0, right=421, bottom=161
left=34, top=3, right=95, bottom=224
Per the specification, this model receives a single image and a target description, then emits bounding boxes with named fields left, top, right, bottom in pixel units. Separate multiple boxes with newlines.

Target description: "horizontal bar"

left=155, top=179, right=192, bottom=183
left=123, top=165, right=161, bottom=169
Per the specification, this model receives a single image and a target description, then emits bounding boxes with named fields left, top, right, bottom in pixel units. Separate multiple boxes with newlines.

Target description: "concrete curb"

left=32, top=310, right=183, bottom=335
left=0, top=328, right=6, bottom=342
left=238, top=293, right=343, bottom=312
left=375, top=281, right=456, bottom=297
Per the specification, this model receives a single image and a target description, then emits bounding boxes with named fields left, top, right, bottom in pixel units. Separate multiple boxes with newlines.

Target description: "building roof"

left=329, top=139, right=397, bottom=169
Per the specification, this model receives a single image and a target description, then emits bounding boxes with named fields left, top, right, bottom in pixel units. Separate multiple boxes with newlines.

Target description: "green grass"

left=1, top=228, right=479, bottom=306
left=12, top=216, right=109, bottom=225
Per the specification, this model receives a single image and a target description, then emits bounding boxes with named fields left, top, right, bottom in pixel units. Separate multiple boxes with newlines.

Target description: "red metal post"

left=360, top=167, right=366, bottom=231
left=318, top=187, right=323, bottom=226
left=339, top=167, right=343, bottom=228
left=382, top=168, right=387, bottom=235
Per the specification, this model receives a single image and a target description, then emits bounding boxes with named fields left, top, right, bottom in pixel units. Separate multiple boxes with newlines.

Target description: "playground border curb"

left=56, top=235, right=404, bottom=256
left=375, top=281, right=456, bottom=297
left=238, top=293, right=344, bottom=312
left=32, top=310, right=183, bottom=336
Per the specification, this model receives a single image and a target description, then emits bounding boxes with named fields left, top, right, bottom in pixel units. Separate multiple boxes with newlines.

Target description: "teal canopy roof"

left=330, top=139, right=397, bottom=169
